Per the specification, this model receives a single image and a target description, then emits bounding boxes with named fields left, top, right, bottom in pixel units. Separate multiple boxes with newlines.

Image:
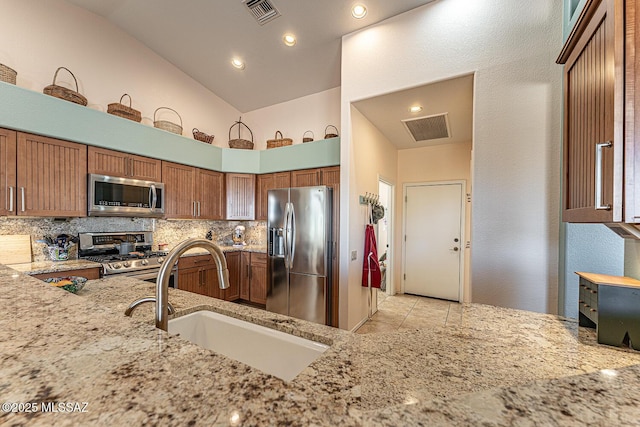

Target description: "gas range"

left=78, top=232, right=174, bottom=279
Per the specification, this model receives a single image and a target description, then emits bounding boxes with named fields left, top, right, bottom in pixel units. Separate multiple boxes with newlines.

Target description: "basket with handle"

left=324, top=125, right=339, bottom=139
left=0, top=63, right=17, bottom=85
left=302, top=130, right=314, bottom=143
left=193, top=128, right=215, bottom=144
left=43, top=67, right=87, bottom=106
left=266, top=131, right=293, bottom=149
left=154, top=107, right=183, bottom=135
left=107, top=93, right=141, bottom=122
left=228, top=118, right=254, bottom=149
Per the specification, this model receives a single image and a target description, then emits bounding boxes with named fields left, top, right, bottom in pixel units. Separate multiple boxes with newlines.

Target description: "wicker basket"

left=266, top=131, right=293, bottom=149
left=0, top=63, right=17, bottom=85
left=43, top=67, right=87, bottom=106
left=324, top=125, right=339, bottom=139
left=228, top=118, right=254, bottom=149
left=193, top=128, right=214, bottom=144
left=107, top=94, right=141, bottom=122
left=154, top=107, right=183, bottom=135
left=302, top=130, right=314, bottom=143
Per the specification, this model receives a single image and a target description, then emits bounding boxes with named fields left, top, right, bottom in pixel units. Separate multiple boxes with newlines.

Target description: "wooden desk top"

left=576, top=272, right=640, bottom=289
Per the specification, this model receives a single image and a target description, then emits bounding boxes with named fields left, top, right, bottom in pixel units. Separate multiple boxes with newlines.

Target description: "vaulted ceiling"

left=64, top=0, right=436, bottom=113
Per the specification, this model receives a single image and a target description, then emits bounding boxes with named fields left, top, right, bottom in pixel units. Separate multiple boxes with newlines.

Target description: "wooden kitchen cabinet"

left=224, top=251, right=241, bottom=301
left=177, top=254, right=221, bottom=299
left=162, top=161, right=224, bottom=219
left=256, top=171, right=291, bottom=220
left=0, top=128, right=16, bottom=216
left=557, top=0, right=638, bottom=222
left=239, top=252, right=267, bottom=305
left=87, top=146, right=162, bottom=181
left=16, top=132, right=87, bottom=217
left=226, top=173, right=255, bottom=220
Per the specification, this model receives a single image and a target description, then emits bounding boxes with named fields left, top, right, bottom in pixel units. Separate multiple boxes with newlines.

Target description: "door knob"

left=451, top=247, right=459, bottom=251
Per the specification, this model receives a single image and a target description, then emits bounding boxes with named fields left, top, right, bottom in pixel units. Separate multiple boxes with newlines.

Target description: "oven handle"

left=118, top=268, right=175, bottom=281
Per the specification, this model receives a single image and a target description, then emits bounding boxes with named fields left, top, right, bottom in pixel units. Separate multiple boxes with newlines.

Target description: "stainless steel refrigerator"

left=267, top=186, right=332, bottom=325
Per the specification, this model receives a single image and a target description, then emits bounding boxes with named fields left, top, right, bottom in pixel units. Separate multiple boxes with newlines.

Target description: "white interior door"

left=403, top=182, right=463, bottom=301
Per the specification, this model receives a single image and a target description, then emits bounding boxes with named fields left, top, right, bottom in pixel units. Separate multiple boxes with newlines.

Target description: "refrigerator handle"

left=290, top=202, right=296, bottom=268
left=283, top=202, right=291, bottom=269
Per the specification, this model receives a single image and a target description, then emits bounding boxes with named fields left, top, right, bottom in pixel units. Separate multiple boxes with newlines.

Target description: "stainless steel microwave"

left=88, top=174, right=165, bottom=217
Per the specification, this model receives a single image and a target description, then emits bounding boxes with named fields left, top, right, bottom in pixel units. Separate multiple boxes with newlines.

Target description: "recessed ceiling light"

left=409, top=105, right=423, bottom=113
left=283, top=34, right=297, bottom=47
left=231, top=58, right=245, bottom=70
left=352, top=4, right=367, bottom=19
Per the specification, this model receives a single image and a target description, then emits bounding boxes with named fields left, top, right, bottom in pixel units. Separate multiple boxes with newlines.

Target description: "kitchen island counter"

left=2, top=264, right=640, bottom=426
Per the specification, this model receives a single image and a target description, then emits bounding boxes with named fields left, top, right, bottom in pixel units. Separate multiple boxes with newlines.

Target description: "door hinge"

left=404, top=273, right=406, bottom=280
left=404, top=235, right=406, bottom=242
left=405, top=195, right=408, bottom=203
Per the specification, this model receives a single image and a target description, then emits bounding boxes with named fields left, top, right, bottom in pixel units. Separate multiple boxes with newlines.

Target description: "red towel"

left=362, top=224, right=382, bottom=288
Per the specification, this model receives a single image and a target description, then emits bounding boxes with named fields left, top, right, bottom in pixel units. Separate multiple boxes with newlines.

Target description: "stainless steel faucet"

left=126, top=238, right=230, bottom=331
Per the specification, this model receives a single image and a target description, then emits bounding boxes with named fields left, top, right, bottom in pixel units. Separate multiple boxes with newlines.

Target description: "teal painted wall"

left=0, top=82, right=339, bottom=174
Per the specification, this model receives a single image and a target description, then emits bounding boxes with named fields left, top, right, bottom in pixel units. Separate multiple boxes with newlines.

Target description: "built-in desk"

left=577, top=272, right=640, bottom=350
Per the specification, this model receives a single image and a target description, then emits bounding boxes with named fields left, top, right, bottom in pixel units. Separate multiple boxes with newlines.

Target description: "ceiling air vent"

left=242, top=0, right=281, bottom=25
left=402, top=113, right=451, bottom=142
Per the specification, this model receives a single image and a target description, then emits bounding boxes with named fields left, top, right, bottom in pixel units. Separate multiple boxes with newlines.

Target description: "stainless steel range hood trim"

left=605, top=223, right=640, bottom=240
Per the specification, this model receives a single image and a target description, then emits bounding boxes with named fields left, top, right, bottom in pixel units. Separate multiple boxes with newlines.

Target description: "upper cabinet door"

left=226, top=173, right=255, bottom=220
left=291, top=168, right=321, bottom=187
left=256, top=171, right=290, bottom=220
left=17, top=132, right=87, bottom=217
left=88, top=146, right=161, bottom=181
left=0, top=128, right=17, bottom=217
left=559, top=0, right=624, bottom=222
left=162, top=161, right=196, bottom=219
left=197, top=169, right=224, bottom=220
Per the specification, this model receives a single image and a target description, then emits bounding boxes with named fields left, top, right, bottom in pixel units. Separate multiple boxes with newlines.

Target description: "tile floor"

left=355, top=291, right=462, bottom=334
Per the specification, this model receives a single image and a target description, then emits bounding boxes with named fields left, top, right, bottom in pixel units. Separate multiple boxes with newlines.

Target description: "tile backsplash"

left=0, top=217, right=266, bottom=262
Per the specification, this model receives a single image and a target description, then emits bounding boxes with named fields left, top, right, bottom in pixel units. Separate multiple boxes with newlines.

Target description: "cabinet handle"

left=197, top=201, right=201, bottom=217
left=20, top=187, right=25, bottom=212
left=193, top=201, right=197, bottom=217
left=246, top=264, right=250, bottom=278
left=595, top=141, right=612, bottom=210
left=129, top=158, right=134, bottom=176
left=590, top=308, right=597, bottom=312
left=8, top=186, right=14, bottom=212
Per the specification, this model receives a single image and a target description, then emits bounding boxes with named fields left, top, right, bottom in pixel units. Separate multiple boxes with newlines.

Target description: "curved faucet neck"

left=156, top=238, right=230, bottom=331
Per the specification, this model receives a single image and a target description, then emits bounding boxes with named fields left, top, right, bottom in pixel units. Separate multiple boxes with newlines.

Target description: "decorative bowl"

left=44, top=276, right=88, bottom=294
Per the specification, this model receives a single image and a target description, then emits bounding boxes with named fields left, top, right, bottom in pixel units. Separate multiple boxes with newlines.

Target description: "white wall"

left=243, top=88, right=340, bottom=151
left=0, top=0, right=243, bottom=148
left=346, top=106, right=398, bottom=329
left=341, top=0, right=563, bottom=328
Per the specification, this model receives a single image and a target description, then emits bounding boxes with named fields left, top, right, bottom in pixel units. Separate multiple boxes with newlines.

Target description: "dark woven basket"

left=107, top=94, right=141, bottom=122
left=302, top=130, right=314, bottom=143
left=266, top=130, right=293, bottom=149
left=193, top=128, right=215, bottom=144
left=228, top=118, right=254, bottom=149
left=324, top=125, right=339, bottom=139
left=43, top=67, right=87, bottom=106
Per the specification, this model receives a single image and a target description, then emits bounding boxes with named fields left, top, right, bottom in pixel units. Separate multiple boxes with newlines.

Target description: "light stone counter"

left=2, top=264, right=640, bottom=426
left=7, top=259, right=103, bottom=276
left=179, top=245, right=267, bottom=257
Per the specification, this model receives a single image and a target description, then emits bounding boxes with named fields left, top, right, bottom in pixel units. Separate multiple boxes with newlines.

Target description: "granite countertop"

left=7, top=259, right=103, bottom=276
left=3, top=264, right=640, bottom=426
left=180, top=244, right=267, bottom=257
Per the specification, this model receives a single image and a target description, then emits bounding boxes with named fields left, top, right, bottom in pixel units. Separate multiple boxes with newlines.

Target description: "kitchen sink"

left=167, top=310, right=329, bottom=381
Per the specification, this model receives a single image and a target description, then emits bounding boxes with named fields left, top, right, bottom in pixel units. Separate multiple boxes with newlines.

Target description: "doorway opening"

left=377, top=178, right=394, bottom=308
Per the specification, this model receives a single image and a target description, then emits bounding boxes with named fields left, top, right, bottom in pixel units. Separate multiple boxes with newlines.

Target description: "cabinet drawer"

left=178, top=254, right=214, bottom=269
left=251, top=252, right=267, bottom=264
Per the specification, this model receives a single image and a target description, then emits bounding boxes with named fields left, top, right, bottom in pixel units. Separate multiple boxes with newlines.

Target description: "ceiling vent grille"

left=242, top=0, right=281, bottom=25
left=402, top=113, right=451, bottom=142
